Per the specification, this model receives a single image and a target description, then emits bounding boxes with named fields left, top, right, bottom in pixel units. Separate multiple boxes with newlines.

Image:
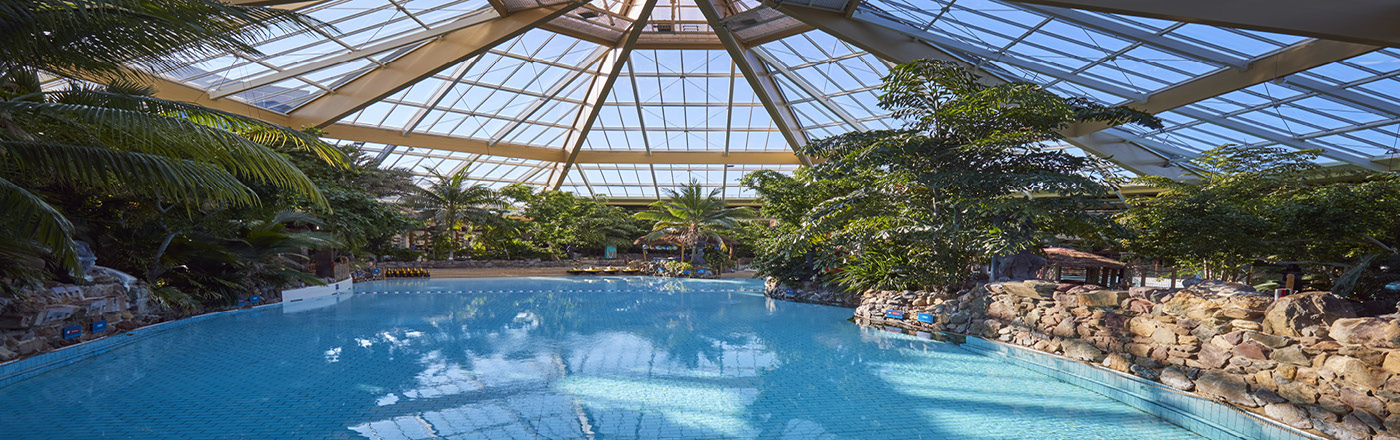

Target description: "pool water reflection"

left=0, top=277, right=1202, bottom=439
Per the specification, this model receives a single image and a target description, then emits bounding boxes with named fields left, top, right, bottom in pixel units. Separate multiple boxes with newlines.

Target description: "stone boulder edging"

left=852, top=280, right=1398, bottom=440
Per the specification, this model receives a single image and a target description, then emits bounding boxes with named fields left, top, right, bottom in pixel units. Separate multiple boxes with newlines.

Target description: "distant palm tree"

left=404, top=169, right=507, bottom=260
left=636, top=183, right=754, bottom=265
left=0, top=0, right=334, bottom=278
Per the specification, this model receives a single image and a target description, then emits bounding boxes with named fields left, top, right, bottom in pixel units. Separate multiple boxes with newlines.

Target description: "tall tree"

left=635, top=183, right=754, bottom=265
left=500, top=184, right=641, bottom=260
left=746, top=60, right=1158, bottom=292
left=403, top=169, right=506, bottom=260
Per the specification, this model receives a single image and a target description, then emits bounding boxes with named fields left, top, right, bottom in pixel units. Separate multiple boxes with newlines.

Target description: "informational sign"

left=885, top=310, right=904, bottom=320
left=250, top=295, right=263, bottom=304
left=62, top=325, right=81, bottom=340
left=91, top=320, right=107, bottom=333
left=917, top=312, right=935, bottom=324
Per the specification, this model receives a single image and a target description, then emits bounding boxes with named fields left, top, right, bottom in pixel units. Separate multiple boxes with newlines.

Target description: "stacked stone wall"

left=0, top=271, right=151, bottom=363
left=852, top=279, right=1400, bottom=440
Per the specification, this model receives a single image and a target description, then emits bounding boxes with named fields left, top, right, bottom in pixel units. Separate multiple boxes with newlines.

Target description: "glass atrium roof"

left=134, top=0, right=1400, bottom=199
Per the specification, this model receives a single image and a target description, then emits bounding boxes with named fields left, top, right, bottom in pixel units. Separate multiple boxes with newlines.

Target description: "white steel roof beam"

left=287, top=2, right=585, bottom=128
left=1006, top=2, right=1250, bottom=69
left=208, top=7, right=500, bottom=98
left=698, top=0, right=813, bottom=166
left=752, top=46, right=869, bottom=132
left=547, top=0, right=661, bottom=189
left=1170, top=107, right=1390, bottom=171
left=997, top=0, right=1400, bottom=48
left=491, top=45, right=615, bottom=145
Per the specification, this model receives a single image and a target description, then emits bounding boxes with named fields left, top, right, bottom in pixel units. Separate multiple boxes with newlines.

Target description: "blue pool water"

left=0, top=277, right=1203, bottom=439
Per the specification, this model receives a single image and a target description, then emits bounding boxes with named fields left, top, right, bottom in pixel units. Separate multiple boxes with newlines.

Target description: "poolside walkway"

left=427, top=268, right=760, bottom=279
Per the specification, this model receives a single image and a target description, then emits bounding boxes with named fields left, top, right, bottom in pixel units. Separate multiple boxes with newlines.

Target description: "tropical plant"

left=635, top=183, right=755, bottom=266
left=155, top=211, right=339, bottom=309
left=1119, top=144, right=1400, bottom=298
left=0, top=0, right=333, bottom=282
left=746, top=59, right=1160, bottom=292
left=499, top=184, right=641, bottom=260
left=402, top=169, right=507, bottom=259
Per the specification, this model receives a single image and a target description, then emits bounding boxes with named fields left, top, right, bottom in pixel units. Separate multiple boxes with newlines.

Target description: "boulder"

left=1161, top=289, right=1270, bottom=318
left=1277, top=381, right=1318, bottom=404
left=1063, top=339, right=1106, bottom=362
left=1160, top=366, right=1194, bottom=391
left=1331, top=317, right=1400, bottom=349
left=1128, top=317, right=1158, bottom=337
left=1232, top=341, right=1270, bottom=360
left=1077, top=290, right=1127, bottom=308
left=1103, top=353, right=1132, bottom=372
left=1123, top=298, right=1153, bottom=314
left=1261, top=291, right=1355, bottom=337
left=1128, top=286, right=1160, bottom=299
left=1244, top=331, right=1290, bottom=349
left=1340, top=387, right=1387, bottom=417
left=1197, top=343, right=1232, bottom=369
left=1264, top=403, right=1313, bottom=430
left=1186, top=280, right=1258, bottom=296
left=1065, top=284, right=1106, bottom=295
left=1195, top=371, right=1256, bottom=407
left=1324, top=355, right=1388, bottom=390
left=1151, top=327, right=1178, bottom=345
left=999, top=280, right=1057, bottom=300
left=1270, top=346, right=1311, bottom=366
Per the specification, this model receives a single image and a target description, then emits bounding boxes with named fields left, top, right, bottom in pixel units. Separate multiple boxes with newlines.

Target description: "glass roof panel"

left=136, top=0, right=1400, bottom=197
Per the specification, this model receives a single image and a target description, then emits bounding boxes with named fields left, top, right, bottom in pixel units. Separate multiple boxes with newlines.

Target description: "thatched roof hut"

left=1044, top=247, right=1126, bottom=269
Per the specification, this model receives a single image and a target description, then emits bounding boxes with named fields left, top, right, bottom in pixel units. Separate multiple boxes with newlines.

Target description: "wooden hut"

left=1043, top=247, right=1129, bottom=287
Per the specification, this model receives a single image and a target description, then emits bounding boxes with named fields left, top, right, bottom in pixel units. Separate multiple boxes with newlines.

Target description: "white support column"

left=547, top=0, right=661, bottom=189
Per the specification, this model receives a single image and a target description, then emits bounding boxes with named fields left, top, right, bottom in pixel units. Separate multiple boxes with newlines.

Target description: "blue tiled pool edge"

left=0, top=302, right=280, bottom=389
left=960, top=336, right=1322, bottom=440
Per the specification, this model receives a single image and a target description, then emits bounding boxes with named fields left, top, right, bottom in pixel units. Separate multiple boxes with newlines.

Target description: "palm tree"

left=0, top=0, right=335, bottom=280
left=403, top=169, right=507, bottom=260
left=635, top=183, right=755, bottom=266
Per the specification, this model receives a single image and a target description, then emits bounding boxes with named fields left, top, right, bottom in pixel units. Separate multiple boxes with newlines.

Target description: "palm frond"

left=4, top=140, right=257, bottom=206
left=2, top=98, right=329, bottom=206
left=0, top=176, right=77, bottom=273
left=0, top=0, right=329, bottom=79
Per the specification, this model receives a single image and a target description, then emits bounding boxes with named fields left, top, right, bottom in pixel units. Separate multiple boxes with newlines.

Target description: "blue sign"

left=91, top=320, right=107, bottom=333
left=917, top=313, right=934, bottom=324
left=250, top=295, right=263, bottom=303
left=884, top=310, right=904, bottom=320
left=62, top=325, right=81, bottom=339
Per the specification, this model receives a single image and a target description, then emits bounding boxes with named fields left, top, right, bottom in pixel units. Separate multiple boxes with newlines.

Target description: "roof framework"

left=102, top=0, right=1400, bottom=201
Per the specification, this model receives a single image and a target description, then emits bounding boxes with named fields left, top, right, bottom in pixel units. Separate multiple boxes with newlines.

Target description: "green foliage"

left=1119, top=144, right=1400, bottom=298
left=269, top=136, right=418, bottom=257
left=499, top=184, right=641, bottom=259
left=635, top=183, right=755, bottom=265
left=1, top=0, right=325, bottom=80
left=746, top=60, right=1156, bottom=292
left=402, top=169, right=507, bottom=259
left=0, top=0, right=332, bottom=279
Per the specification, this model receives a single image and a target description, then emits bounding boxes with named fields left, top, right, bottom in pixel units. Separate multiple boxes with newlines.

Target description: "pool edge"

left=959, top=336, right=1324, bottom=440
left=0, top=302, right=281, bottom=388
